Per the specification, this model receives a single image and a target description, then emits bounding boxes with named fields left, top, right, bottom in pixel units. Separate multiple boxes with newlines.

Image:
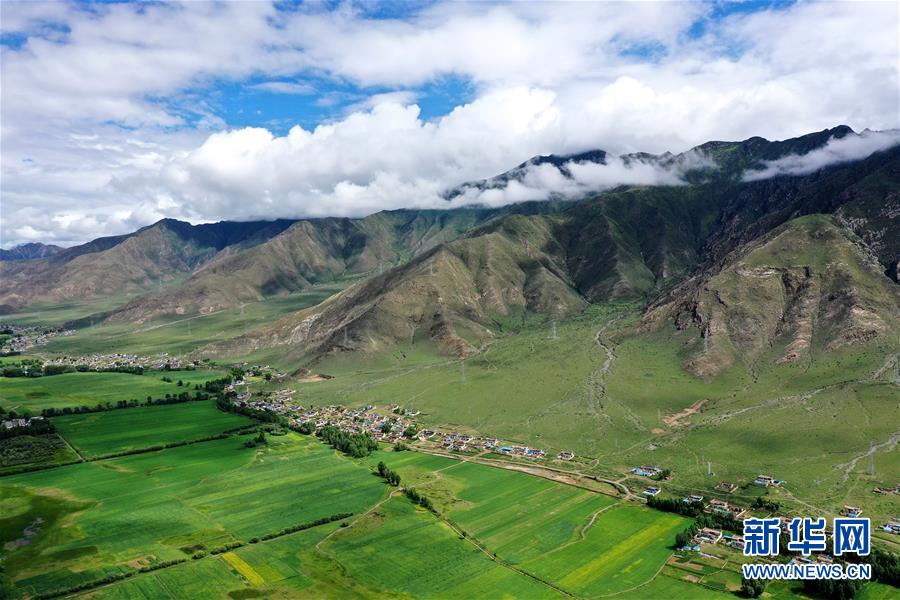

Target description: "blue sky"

left=1, top=0, right=897, bottom=246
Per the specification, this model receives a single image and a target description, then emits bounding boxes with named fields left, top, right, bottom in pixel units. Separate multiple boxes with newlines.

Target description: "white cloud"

left=249, top=81, right=316, bottom=95
left=1, top=1, right=898, bottom=247
left=743, top=130, right=900, bottom=181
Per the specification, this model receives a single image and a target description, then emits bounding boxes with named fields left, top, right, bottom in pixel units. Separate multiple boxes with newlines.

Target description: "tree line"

left=376, top=461, right=401, bottom=485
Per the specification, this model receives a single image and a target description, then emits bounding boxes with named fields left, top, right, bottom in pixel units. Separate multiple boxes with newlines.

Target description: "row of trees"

left=752, top=496, right=780, bottom=512
left=376, top=461, right=401, bottom=486
left=38, top=390, right=212, bottom=418
left=404, top=488, right=435, bottom=512
left=646, top=495, right=705, bottom=517
left=1, top=364, right=145, bottom=378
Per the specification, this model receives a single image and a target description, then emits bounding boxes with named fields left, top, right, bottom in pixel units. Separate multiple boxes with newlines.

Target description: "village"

left=227, top=375, right=576, bottom=460
left=41, top=352, right=194, bottom=372
left=0, top=324, right=75, bottom=354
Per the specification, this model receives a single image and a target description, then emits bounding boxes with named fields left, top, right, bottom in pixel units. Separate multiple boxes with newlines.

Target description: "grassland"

left=38, top=283, right=349, bottom=359
left=0, top=370, right=224, bottom=413
left=285, top=298, right=899, bottom=525
left=1, top=293, right=147, bottom=327
left=52, top=401, right=253, bottom=458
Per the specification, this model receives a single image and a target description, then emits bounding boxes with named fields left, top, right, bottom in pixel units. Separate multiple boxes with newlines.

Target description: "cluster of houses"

left=0, top=324, right=74, bottom=353
left=42, top=352, right=193, bottom=371
left=231, top=386, right=296, bottom=415
left=2, top=416, right=44, bottom=430
left=419, top=430, right=572, bottom=462
left=790, top=554, right=838, bottom=567
left=498, top=445, right=548, bottom=459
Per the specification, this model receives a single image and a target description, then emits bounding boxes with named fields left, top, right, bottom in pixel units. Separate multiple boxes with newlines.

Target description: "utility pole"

left=868, top=442, right=876, bottom=476
left=551, top=321, right=558, bottom=340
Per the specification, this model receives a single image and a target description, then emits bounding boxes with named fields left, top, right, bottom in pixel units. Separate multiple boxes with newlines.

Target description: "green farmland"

left=0, top=370, right=225, bottom=413
left=2, top=425, right=739, bottom=600
left=52, top=401, right=253, bottom=458
left=0, top=433, right=384, bottom=598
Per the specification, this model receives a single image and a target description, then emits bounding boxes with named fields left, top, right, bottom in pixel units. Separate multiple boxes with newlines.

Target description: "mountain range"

left=2, top=125, right=898, bottom=377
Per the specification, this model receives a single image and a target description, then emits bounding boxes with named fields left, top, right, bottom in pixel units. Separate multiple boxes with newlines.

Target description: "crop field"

left=39, top=282, right=351, bottom=358
left=317, top=497, right=562, bottom=598
left=52, top=401, right=253, bottom=457
left=425, top=460, right=619, bottom=564
left=360, top=450, right=694, bottom=597
left=82, top=555, right=250, bottom=600
left=0, top=370, right=225, bottom=413
left=0, top=433, right=384, bottom=597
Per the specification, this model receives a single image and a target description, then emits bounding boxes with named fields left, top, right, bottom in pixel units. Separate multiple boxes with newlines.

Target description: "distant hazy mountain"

left=0, top=219, right=296, bottom=312
left=0, top=242, right=63, bottom=261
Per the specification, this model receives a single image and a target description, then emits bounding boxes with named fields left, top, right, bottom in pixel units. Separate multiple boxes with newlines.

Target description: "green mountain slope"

left=642, top=214, right=900, bottom=378
left=198, top=213, right=587, bottom=360
left=102, top=205, right=563, bottom=323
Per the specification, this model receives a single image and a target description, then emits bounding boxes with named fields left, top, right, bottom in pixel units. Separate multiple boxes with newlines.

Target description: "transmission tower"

left=551, top=321, right=558, bottom=340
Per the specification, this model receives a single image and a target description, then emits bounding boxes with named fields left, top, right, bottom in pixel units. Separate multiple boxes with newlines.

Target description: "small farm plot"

left=520, top=504, right=689, bottom=596
left=0, top=371, right=225, bottom=413
left=52, top=401, right=253, bottom=457
left=0, top=433, right=384, bottom=598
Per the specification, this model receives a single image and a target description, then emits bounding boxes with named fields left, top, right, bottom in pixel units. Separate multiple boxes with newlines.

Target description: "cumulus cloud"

left=1, top=1, right=898, bottom=246
left=743, top=130, right=900, bottom=181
